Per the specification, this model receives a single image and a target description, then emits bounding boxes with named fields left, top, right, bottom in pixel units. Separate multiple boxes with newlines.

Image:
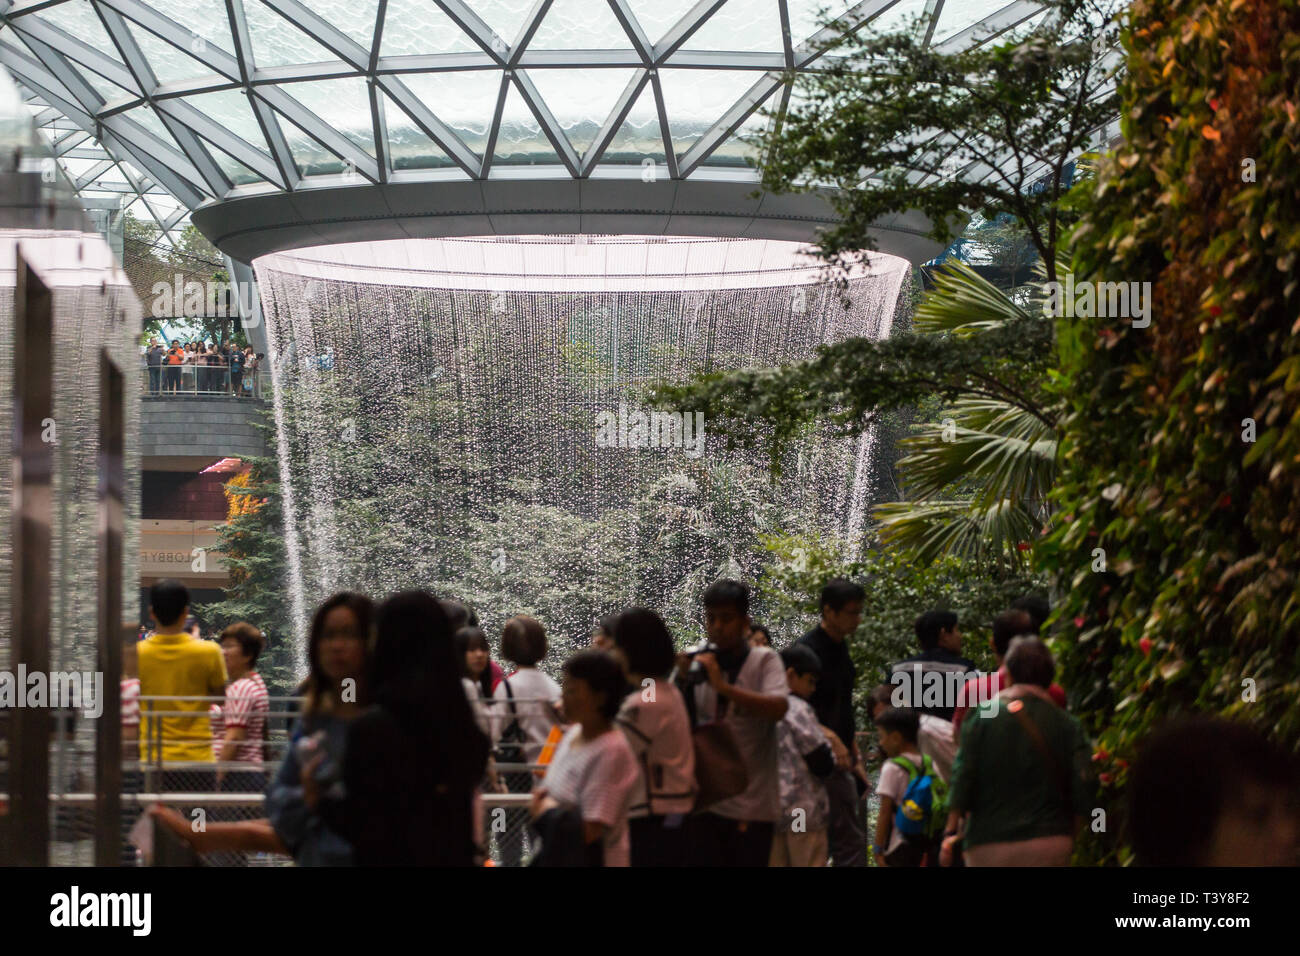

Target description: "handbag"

left=691, top=721, right=749, bottom=810
left=529, top=806, right=604, bottom=867
left=681, top=652, right=750, bottom=811
left=495, top=679, right=527, bottom=765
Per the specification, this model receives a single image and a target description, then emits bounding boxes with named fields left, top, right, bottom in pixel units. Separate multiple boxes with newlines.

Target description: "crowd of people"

left=133, top=576, right=1299, bottom=867
left=142, top=338, right=262, bottom=396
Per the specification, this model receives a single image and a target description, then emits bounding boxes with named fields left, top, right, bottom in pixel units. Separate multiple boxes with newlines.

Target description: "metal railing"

left=70, top=693, right=559, bottom=865
left=140, top=362, right=268, bottom=399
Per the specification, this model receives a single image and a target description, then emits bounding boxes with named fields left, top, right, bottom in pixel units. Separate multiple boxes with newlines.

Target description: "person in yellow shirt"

left=139, top=579, right=227, bottom=773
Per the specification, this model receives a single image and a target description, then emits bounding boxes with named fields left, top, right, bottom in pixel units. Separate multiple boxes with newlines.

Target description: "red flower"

left=1209, top=305, right=1222, bottom=317
left=1073, top=616, right=1086, bottom=628
left=1139, top=636, right=1152, bottom=656
left=1016, top=541, right=1031, bottom=551
left=1116, top=759, right=1129, bottom=769
left=1099, top=773, right=1113, bottom=785
left=1217, top=493, right=1231, bottom=508
left=1209, top=97, right=1220, bottom=111
left=1092, top=748, right=1109, bottom=763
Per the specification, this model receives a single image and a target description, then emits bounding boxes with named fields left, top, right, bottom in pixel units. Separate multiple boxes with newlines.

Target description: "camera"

left=679, top=639, right=719, bottom=685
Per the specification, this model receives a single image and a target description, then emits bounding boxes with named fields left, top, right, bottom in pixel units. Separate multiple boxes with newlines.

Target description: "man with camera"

left=675, top=580, right=788, bottom=866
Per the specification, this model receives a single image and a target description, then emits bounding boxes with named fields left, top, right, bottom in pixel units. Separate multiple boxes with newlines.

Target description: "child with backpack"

left=873, top=707, right=948, bottom=866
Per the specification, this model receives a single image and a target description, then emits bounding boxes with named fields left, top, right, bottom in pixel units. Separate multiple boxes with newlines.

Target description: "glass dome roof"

left=0, top=0, right=1048, bottom=240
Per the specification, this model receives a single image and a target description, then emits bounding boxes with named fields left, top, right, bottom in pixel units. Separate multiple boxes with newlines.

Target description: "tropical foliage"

left=652, top=0, right=1121, bottom=567
left=872, top=262, right=1059, bottom=566
left=1039, top=0, right=1300, bottom=862
left=760, top=0, right=1118, bottom=283
left=122, top=212, right=248, bottom=348
left=198, top=442, right=298, bottom=695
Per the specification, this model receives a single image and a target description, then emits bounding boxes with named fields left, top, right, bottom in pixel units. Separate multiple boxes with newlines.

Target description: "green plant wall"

left=1041, top=0, right=1300, bottom=863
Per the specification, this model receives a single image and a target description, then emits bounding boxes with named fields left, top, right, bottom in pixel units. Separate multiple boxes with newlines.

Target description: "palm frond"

left=895, top=397, right=1057, bottom=510
left=873, top=497, right=1039, bottom=567
left=913, top=259, right=1033, bottom=335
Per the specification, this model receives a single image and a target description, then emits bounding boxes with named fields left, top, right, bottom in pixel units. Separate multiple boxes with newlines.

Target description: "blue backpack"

left=890, top=754, right=948, bottom=840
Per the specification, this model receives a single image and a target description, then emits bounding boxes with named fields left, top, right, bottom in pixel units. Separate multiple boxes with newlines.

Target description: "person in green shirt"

left=939, top=636, right=1093, bottom=866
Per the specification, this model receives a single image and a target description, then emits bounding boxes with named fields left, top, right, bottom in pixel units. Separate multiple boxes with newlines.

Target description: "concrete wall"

left=140, top=396, right=270, bottom=461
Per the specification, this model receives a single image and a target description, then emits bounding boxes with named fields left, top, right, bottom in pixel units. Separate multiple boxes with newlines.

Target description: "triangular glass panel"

left=380, top=0, right=479, bottom=57
left=931, top=0, right=1009, bottom=44
left=59, top=156, right=98, bottom=181
left=36, top=1, right=125, bottom=63
left=300, top=0, right=380, bottom=50
left=997, top=9, right=1050, bottom=47
left=786, top=0, right=859, bottom=48
left=144, top=196, right=178, bottom=222
left=206, top=144, right=268, bottom=187
left=467, top=0, right=536, bottom=48
left=126, top=19, right=220, bottom=85
left=624, top=0, right=697, bottom=45
left=679, top=0, right=784, bottom=53
left=398, top=71, right=502, bottom=158
left=657, top=69, right=765, bottom=159
left=181, top=89, right=267, bottom=147
left=525, top=68, right=636, bottom=157
left=596, top=82, right=664, bottom=165
left=169, top=93, right=278, bottom=182
left=382, top=93, right=456, bottom=170
left=695, top=82, right=779, bottom=168
left=77, top=68, right=138, bottom=106
left=281, top=77, right=377, bottom=158
left=147, top=0, right=238, bottom=56
left=120, top=105, right=183, bottom=154
left=272, top=102, right=350, bottom=176
left=491, top=81, right=562, bottom=166
left=244, top=0, right=342, bottom=68
left=527, top=0, right=635, bottom=50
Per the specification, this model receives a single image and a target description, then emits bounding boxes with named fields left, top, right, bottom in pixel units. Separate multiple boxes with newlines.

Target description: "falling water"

left=844, top=272, right=905, bottom=555
left=255, top=236, right=907, bottom=661
left=264, top=324, right=310, bottom=670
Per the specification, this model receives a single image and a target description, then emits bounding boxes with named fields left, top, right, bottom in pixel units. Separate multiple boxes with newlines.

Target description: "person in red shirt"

left=951, top=608, right=1066, bottom=740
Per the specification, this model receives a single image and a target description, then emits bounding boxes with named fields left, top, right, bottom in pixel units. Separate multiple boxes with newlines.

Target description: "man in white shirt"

left=675, top=580, right=788, bottom=867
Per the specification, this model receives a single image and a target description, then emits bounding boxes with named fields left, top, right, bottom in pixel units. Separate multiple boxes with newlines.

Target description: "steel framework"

left=0, top=0, right=1075, bottom=249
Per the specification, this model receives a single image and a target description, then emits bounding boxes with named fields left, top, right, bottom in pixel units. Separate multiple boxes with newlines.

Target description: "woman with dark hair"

left=456, top=625, right=494, bottom=736
left=327, top=590, right=489, bottom=865
left=529, top=650, right=639, bottom=866
left=591, top=612, right=618, bottom=651
left=444, top=598, right=505, bottom=690
left=610, top=607, right=696, bottom=866
left=456, top=625, right=494, bottom=701
left=149, top=591, right=373, bottom=865
left=263, top=591, right=373, bottom=864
